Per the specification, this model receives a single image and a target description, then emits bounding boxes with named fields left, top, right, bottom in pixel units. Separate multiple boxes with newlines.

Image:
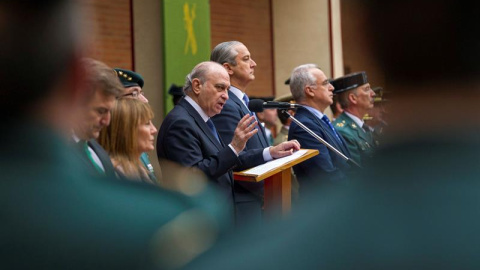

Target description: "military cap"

left=330, top=71, right=368, bottom=94
left=274, top=94, right=294, bottom=103
left=168, top=84, right=184, bottom=97
left=113, top=68, right=144, bottom=88
left=249, top=96, right=275, bottom=102
left=372, top=86, right=389, bottom=103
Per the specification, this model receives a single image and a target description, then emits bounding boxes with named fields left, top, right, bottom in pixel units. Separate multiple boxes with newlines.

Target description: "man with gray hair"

left=288, top=64, right=351, bottom=190
left=331, top=72, right=376, bottom=166
left=211, top=41, right=298, bottom=224
left=157, top=61, right=299, bottom=222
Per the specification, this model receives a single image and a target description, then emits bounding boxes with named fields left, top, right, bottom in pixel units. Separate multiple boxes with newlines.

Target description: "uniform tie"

left=82, top=141, right=105, bottom=174
left=206, top=119, right=220, bottom=143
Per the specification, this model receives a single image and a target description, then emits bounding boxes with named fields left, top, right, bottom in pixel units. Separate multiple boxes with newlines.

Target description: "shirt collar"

left=302, top=105, right=325, bottom=120
left=345, top=111, right=364, bottom=128
left=229, top=86, right=247, bottom=106
left=184, top=95, right=209, bottom=122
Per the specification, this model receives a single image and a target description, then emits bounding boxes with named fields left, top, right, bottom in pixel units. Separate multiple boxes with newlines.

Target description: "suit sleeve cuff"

left=263, top=147, right=272, bottom=161
left=228, top=144, right=239, bottom=156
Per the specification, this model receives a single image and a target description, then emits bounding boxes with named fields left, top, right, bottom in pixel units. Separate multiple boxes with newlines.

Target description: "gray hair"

left=210, top=41, right=244, bottom=66
left=337, top=88, right=357, bottom=109
left=289, top=64, right=320, bottom=102
left=183, top=61, right=222, bottom=94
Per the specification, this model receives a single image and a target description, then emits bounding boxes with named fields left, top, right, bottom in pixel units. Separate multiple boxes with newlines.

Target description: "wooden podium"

left=234, top=149, right=318, bottom=218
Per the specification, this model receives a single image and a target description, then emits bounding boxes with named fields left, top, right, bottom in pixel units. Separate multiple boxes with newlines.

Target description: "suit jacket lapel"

left=229, top=91, right=270, bottom=147
left=303, top=108, right=350, bottom=157
left=179, top=99, right=224, bottom=150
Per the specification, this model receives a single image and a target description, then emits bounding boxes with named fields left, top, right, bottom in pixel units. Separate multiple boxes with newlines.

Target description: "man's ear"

left=348, top=92, right=358, bottom=104
left=223, top=63, right=234, bottom=75
left=192, top=78, right=202, bottom=95
left=305, top=85, right=315, bottom=97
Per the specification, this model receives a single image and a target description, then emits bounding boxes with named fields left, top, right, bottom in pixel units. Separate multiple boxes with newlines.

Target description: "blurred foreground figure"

left=185, top=0, right=480, bottom=269
left=0, top=1, right=225, bottom=268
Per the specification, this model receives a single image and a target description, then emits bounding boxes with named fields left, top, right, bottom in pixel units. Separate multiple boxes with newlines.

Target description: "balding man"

left=157, top=61, right=299, bottom=223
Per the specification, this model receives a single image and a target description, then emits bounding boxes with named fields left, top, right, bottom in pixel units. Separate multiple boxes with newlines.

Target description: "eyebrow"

left=214, top=83, right=228, bottom=89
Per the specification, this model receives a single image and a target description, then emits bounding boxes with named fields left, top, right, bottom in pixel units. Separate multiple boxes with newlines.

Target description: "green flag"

left=163, top=0, right=211, bottom=114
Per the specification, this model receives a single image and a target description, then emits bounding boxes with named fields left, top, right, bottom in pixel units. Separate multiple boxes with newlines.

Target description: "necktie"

left=321, top=115, right=344, bottom=146
left=206, top=119, right=220, bottom=143
left=82, top=141, right=105, bottom=174
left=242, top=94, right=249, bottom=107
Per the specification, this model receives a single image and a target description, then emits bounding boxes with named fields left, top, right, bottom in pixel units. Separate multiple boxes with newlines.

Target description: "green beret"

left=331, top=72, right=368, bottom=94
left=113, top=68, right=144, bottom=88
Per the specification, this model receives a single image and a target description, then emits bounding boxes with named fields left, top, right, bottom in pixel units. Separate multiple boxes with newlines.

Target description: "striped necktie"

left=242, top=94, right=249, bottom=107
left=206, top=119, right=220, bottom=143
left=321, top=115, right=344, bottom=146
left=82, top=141, right=105, bottom=174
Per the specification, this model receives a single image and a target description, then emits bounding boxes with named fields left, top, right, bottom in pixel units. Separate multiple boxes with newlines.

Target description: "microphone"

left=248, top=99, right=303, bottom=112
left=278, top=110, right=362, bottom=169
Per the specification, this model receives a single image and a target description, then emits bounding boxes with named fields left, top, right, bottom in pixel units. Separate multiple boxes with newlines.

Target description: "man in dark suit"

left=332, top=71, right=377, bottom=166
left=0, top=1, right=225, bottom=268
left=288, top=64, right=351, bottom=189
left=210, top=41, right=298, bottom=224
left=157, top=61, right=300, bottom=223
left=72, top=58, right=123, bottom=178
left=185, top=1, right=480, bottom=269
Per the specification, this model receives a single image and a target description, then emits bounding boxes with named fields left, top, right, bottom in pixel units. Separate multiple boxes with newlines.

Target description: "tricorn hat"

left=330, top=71, right=368, bottom=94
left=113, top=68, right=144, bottom=88
left=168, top=84, right=184, bottom=97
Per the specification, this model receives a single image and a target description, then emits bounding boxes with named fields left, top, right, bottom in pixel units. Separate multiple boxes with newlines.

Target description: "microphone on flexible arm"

left=248, top=99, right=303, bottom=112
left=277, top=109, right=362, bottom=169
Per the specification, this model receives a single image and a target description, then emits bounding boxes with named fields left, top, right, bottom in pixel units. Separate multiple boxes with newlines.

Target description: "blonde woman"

left=99, top=98, right=158, bottom=184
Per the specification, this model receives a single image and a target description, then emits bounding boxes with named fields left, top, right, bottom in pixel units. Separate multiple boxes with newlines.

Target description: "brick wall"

left=210, top=0, right=275, bottom=97
left=82, top=0, right=133, bottom=70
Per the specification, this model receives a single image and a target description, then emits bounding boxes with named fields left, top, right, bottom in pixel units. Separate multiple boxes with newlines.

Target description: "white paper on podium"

left=242, top=149, right=308, bottom=176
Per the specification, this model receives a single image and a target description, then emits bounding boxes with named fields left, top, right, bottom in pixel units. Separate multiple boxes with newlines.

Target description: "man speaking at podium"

left=157, top=61, right=300, bottom=224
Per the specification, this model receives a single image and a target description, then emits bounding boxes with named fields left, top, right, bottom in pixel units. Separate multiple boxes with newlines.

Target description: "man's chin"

left=90, top=131, right=100, bottom=140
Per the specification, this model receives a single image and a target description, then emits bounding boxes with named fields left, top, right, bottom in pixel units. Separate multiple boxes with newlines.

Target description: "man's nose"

left=101, top=112, right=111, bottom=126
left=139, top=94, right=149, bottom=103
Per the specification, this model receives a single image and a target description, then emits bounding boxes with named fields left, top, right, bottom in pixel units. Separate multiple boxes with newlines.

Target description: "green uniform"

left=333, top=112, right=375, bottom=166
left=140, top=152, right=157, bottom=182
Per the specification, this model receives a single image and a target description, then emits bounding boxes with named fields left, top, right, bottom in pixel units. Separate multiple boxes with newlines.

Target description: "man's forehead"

left=234, top=44, right=249, bottom=56
left=311, top=68, right=326, bottom=79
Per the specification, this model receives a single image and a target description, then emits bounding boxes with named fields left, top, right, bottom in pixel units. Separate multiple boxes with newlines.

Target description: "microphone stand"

left=281, top=110, right=361, bottom=169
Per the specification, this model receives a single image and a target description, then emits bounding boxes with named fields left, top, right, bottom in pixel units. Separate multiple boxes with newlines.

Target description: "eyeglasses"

left=309, top=80, right=332, bottom=88
left=122, top=90, right=143, bottom=99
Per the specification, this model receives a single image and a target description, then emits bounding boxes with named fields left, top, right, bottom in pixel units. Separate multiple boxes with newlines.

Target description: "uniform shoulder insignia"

left=351, top=123, right=357, bottom=129
left=336, top=122, right=344, bottom=127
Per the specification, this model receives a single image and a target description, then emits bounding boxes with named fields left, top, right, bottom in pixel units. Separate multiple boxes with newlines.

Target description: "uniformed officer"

left=168, top=83, right=185, bottom=106
left=331, top=72, right=376, bottom=166
left=363, top=86, right=388, bottom=146
left=114, top=68, right=157, bottom=182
